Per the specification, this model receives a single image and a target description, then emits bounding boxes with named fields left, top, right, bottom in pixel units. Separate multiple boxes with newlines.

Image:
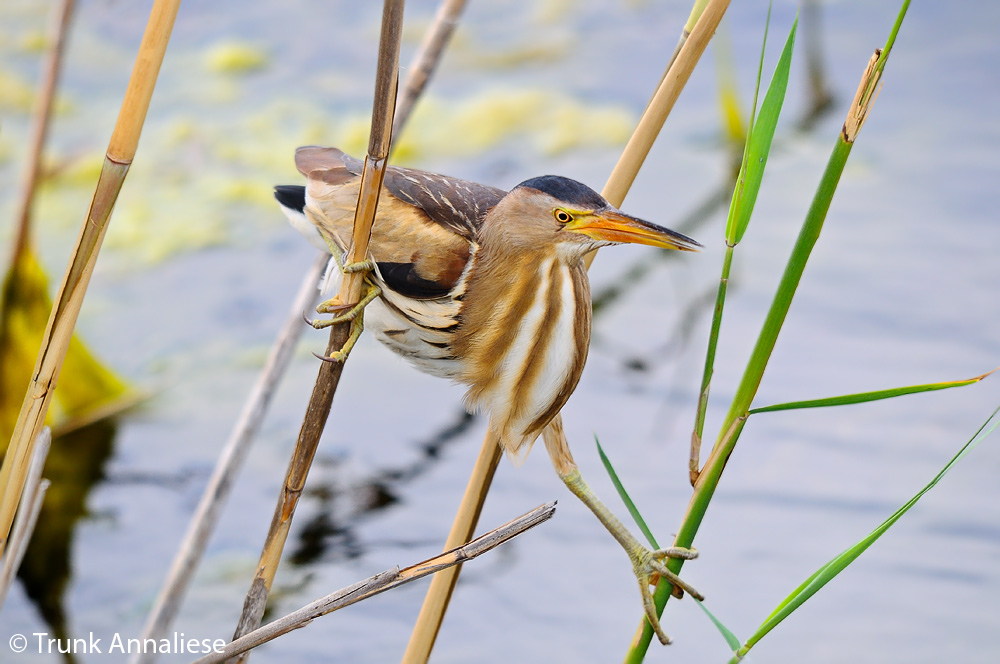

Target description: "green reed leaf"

left=749, top=370, right=994, bottom=414
left=596, top=436, right=658, bottom=549
left=734, top=404, right=1000, bottom=658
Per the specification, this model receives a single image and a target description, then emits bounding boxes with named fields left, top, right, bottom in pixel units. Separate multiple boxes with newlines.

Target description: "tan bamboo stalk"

left=597, top=0, right=730, bottom=225
left=401, top=431, right=503, bottom=660
left=391, top=0, right=467, bottom=139
left=402, top=0, right=730, bottom=659
left=9, top=0, right=75, bottom=268
left=132, top=253, right=327, bottom=663
left=194, top=503, right=554, bottom=664
left=135, top=0, right=464, bottom=654
left=0, top=0, right=180, bottom=563
left=0, top=428, right=51, bottom=608
left=642, top=0, right=709, bottom=118
left=228, top=3, right=405, bottom=659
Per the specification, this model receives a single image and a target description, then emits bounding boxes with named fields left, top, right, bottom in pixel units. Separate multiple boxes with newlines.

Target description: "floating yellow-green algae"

left=205, top=41, right=269, bottom=75
left=381, top=88, right=634, bottom=158
left=0, top=70, right=35, bottom=111
left=18, top=29, right=47, bottom=54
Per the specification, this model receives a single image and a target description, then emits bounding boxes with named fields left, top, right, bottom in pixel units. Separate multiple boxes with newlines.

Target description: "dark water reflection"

left=17, top=421, right=118, bottom=664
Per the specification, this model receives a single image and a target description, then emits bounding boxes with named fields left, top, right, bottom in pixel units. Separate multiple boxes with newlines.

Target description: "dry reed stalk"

left=597, top=0, right=731, bottom=218
left=0, top=428, right=51, bottom=608
left=136, top=0, right=466, bottom=654
left=194, top=503, right=554, bottom=664
left=401, top=431, right=503, bottom=661
left=401, top=1, right=730, bottom=659
left=643, top=0, right=708, bottom=118
left=9, top=0, right=75, bottom=268
left=131, top=253, right=327, bottom=663
left=228, top=3, right=405, bottom=658
left=0, top=0, right=179, bottom=563
left=392, top=0, right=467, bottom=139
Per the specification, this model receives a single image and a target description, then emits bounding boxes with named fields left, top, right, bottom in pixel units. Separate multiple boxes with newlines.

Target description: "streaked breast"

left=456, top=253, right=591, bottom=458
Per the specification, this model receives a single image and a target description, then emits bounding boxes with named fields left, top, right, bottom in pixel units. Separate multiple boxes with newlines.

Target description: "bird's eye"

left=554, top=209, right=573, bottom=223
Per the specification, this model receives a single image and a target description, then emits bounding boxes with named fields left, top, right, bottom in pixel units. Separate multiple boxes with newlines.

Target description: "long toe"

left=647, top=557, right=704, bottom=601
left=639, top=579, right=672, bottom=645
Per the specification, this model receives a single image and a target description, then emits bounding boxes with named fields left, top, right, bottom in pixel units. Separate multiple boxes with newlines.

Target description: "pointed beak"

left=564, top=208, right=702, bottom=251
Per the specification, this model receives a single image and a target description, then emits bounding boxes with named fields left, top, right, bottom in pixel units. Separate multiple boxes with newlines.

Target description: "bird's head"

left=486, top=175, right=701, bottom=260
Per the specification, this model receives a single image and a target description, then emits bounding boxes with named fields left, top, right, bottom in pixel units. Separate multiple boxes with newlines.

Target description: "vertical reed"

left=228, top=3, right=405, bottom=659
left=0, top=428, right=51, bottom=607
left=625, top=6, right=910, bottom=658
left=9, top=0, right=75, bottom=269
left=0, top=0, right=180, bottom=563
left=135, top=0, right=468, bottom=655
left=401, top=1, right=731, bottom=660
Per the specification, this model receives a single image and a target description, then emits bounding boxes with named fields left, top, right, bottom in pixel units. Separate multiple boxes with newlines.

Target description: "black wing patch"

left=274, top=185, right=306, bottom=212
left=376, top=261, right=454, bottom=300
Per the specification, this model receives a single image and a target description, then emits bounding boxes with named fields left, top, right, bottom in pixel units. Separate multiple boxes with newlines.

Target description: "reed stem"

left=0, top=0, right=179, bottom=564
left=402, top=1, right=730, bottom=660
left=228, top=3, right=405, bottom=659
left=624, top=30, right=903, bottom=656
left=10, top=0, right=75, bottom=268
left=197, top=503, right=553, bottom=664
left=0, top=428, right=50, bottom=608
left=392, top=0, right=467, bottom=141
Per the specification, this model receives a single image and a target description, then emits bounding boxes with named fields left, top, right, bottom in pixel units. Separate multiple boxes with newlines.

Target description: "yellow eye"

left=554, top=209, right=573, bottom=223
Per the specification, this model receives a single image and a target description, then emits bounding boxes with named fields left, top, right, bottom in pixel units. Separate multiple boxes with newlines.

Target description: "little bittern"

left=277, top=146, right=702, bottom=643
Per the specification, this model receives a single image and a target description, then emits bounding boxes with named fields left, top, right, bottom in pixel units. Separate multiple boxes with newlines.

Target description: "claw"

left=639, top=578, right=672, bottom=645
left=555, top=468, right=702, bottom=647
left=312, top=317, right=361, bottom=363
left=316, top=297, right=353, bottom=315
left=313, top=349, right=349, bottom=363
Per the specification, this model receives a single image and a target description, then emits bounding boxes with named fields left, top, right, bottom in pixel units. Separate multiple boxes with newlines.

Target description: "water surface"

left=1, top=1, right=998, bottom=662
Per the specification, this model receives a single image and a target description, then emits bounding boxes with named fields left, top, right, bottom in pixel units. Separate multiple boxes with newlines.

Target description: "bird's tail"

left=274, top=184, right=331, bottom=254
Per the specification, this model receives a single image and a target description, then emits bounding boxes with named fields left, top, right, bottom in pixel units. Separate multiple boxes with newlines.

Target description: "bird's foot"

left=555, top=466, right=704, bottom=646
left=312, top=315, right=363, bottom=363
left=341, top=258, right=375, bottom=275
left=630, top=544, right=702, bottom=645
left=308, top=280, right=381, bottom=327
left=307, top=280, right=381, bottom=364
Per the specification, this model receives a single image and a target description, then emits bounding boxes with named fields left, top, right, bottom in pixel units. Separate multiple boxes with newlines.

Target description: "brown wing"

left=300, top=146, right=505, bottom=239
left=294, top=146, right=505, bottom=299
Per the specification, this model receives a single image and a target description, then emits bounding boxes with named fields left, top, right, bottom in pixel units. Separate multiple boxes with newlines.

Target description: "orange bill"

left=564, top=208, right=702, bottom=251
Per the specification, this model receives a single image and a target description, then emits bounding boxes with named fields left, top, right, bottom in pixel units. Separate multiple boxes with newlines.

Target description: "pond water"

left=1, top=0, right=999, bottom=662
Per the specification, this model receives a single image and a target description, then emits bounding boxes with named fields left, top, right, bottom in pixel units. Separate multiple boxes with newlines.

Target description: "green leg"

left=560, top=468, right=702, bottom=645
left=316, top=229, right=375, bottom=276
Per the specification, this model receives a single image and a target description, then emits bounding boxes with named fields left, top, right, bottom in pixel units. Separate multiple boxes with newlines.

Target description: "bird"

left=276, top=146, right=702, bottom=644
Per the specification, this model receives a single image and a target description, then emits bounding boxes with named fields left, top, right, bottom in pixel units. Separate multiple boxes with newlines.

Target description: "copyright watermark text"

left=7, top=632, right=226, bottom=656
